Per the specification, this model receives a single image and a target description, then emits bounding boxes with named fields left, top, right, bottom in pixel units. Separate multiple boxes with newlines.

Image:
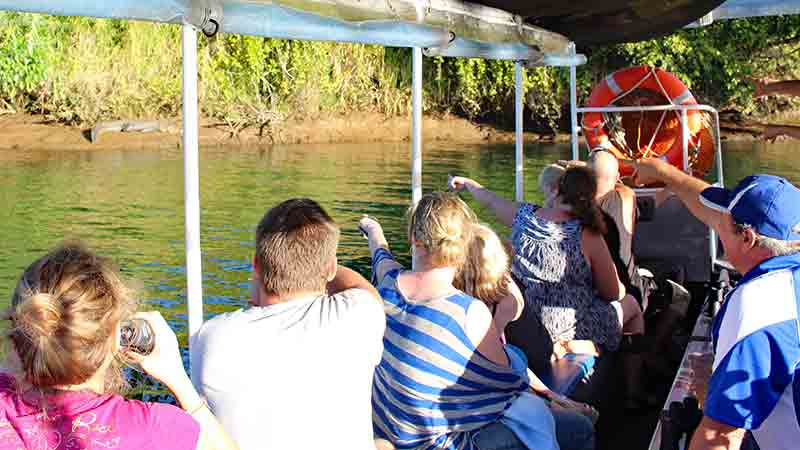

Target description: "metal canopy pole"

left=514, top=61, right=524, bottom=202
left=182, top=23, right=204, bottom=377
left=411, top=47, right=423, bottom=206
left=568, top=42, right=579, bottom=160
left=710, top=109, right=725, bottom=269
left=681, top=109, right=690, bottom=173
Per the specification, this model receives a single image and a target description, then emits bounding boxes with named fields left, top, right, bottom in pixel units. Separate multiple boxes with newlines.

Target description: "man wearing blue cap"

left=634, top=158, right=800, bottom=450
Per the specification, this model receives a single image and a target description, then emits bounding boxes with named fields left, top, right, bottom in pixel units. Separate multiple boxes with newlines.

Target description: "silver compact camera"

left=120, top=318, right=155, bottom=355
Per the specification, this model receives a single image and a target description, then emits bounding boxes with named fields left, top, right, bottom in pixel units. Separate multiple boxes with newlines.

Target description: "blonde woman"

left=0, top=243, right=238, bottom=450
left=360, top=192, right=556, bottom=450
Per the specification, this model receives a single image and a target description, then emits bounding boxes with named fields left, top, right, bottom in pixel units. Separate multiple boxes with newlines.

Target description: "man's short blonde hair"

left=256, top=199, right=340, bottom=296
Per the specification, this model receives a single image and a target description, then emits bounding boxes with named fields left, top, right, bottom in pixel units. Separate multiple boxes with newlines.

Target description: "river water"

left=0, top=139, right=798, bottom=391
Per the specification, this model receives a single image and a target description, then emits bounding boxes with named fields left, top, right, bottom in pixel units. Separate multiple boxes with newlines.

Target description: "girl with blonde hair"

left=0, top=243, right=238, bottom=450
left=454, top=223, right=598, bottom=450
left=454, top=222, right=523, bottom=338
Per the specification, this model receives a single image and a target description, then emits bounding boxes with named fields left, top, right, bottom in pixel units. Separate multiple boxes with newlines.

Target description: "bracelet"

left=184, top=398, right=207, bottom=415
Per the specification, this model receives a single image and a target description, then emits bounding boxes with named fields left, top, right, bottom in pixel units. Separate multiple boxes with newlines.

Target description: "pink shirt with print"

left=0, top=373, right=200, bottom=450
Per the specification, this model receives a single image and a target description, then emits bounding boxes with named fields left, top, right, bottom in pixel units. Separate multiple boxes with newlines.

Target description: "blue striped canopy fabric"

left=370, top=249, right=527, bottom=450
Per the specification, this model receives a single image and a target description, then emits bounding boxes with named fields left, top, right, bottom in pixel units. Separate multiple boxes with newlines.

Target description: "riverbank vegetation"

left=1, top=12, right=798, bottom=134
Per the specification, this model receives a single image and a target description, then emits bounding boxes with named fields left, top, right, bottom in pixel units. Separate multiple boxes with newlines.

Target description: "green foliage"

left=0, top=13, right=183, bottom=123
left=425, top=57, right=563, bottom=130
left=0, top=12, right=798, bottom=128
left=0, top=13, right=411, bottom=125
left=0, top=13, right=47, bottom=107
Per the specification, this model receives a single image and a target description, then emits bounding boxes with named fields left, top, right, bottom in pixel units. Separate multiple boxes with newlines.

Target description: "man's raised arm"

left=327, top=265, right=380, bottom=300
left=688, top=417, right=747, bottom=450
left=632, top=158, right=726, bottom=233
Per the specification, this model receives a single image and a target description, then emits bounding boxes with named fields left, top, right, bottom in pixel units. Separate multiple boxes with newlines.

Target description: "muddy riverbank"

left=0, top=111, right=779, bottom=153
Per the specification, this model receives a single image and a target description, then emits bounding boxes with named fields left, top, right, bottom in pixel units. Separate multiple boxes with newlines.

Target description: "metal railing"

left=569, top=103, right=727, bottom=276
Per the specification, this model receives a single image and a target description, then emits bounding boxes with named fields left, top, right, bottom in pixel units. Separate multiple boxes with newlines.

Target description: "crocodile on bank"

left=90, top=120, right=178, bottom=143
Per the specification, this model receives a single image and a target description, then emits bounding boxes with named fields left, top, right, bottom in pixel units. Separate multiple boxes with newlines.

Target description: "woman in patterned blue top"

left=359, top=192, right=536, bottom=450
left=450, top=169, right=645, bottom=395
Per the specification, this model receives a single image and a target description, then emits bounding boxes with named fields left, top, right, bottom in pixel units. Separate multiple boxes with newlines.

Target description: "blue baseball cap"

left=699, top=174, right=800, bottom=241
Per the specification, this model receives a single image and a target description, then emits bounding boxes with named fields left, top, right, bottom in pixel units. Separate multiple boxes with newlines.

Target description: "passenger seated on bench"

left=359, top=193, right=558, bottom=450
left=588, top=149, right=676, bottom=315
left=0, top=243, right=238, bottom=450
left=191, top=199, right=386, bottom=450
left=537, top=164, right=612, bottom=358
left=589, top=150, right=638, bottom=283
left=634, top=158, right=800, bottom=450
left=450, top=168, right=647, bottom=407
left=563, top=152, right=657, bottom=308
left=454, top=222, right=597, bottom=450
left=568, top=153, right=691, bottom=356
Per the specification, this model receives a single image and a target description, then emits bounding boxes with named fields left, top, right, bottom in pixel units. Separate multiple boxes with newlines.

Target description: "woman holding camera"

left=0, top=242, right=238, bottom=450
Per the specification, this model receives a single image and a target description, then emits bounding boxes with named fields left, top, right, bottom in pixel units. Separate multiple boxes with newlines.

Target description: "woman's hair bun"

left=7, top=242, right=138, bottom=392
left=14, top=291, right=62, bottom=343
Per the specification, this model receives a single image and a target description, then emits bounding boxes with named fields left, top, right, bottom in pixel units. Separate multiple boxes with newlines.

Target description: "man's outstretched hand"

left=556, top=159, right=587, bottom=168
left=631, top=158, right=671, bottom=187
left=448, top=175, right=480, bottom=192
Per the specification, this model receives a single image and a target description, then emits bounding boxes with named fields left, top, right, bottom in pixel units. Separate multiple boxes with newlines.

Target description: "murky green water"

left=0, top=139, right=798, bottom=377
left=0, top=142, right=564, bottom=322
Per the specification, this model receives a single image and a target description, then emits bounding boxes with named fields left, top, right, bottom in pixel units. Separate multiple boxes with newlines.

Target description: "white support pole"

left=411, top=47, right=423, bottom=206
left=681, top=109, right=690, bottom=173
left=568, top=42, right=579, bottom=161
left=182, top=23, right=203, bottom=377
left=514, top=61, right=524, bottom=202
left=711, top=110, right=725, bottom=269
left=712, top=110, right=724, bottom=187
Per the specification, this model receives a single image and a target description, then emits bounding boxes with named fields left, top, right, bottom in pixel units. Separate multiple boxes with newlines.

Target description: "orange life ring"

left=582, top=66, right=715, bottom=178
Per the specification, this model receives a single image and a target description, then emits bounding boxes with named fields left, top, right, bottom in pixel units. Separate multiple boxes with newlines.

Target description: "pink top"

left=0, top=373, right=200, bottom=450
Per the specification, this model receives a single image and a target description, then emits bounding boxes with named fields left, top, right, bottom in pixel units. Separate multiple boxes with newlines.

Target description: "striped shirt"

left=708, top=253, right=800, bottom=450
left=371, top=248, right=527, bottom=450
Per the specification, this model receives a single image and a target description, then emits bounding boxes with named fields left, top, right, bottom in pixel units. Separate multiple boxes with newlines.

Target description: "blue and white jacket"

left=708, top=253, right=800, bottom=450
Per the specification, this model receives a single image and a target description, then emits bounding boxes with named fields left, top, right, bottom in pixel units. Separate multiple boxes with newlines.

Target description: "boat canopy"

left=701, top=0, right=800, bottom=23
left=0, top=0, right=577, bottom=63
left=3, top=1, right=799, bottom=57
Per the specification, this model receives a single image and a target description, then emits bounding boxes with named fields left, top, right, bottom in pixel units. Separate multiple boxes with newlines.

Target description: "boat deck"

left=591, top=281, right=719, bottom=450
left=648, top=306, right=714, bottom=449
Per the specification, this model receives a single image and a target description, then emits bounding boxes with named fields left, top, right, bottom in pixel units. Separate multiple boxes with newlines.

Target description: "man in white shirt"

left=635, top=159, right=800, bottom=450
left=192, top=198, right=386, bottom=450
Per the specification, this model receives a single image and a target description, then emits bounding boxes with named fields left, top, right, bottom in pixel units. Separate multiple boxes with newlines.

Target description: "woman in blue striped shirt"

left=360, top=192, right=541, bottom=450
